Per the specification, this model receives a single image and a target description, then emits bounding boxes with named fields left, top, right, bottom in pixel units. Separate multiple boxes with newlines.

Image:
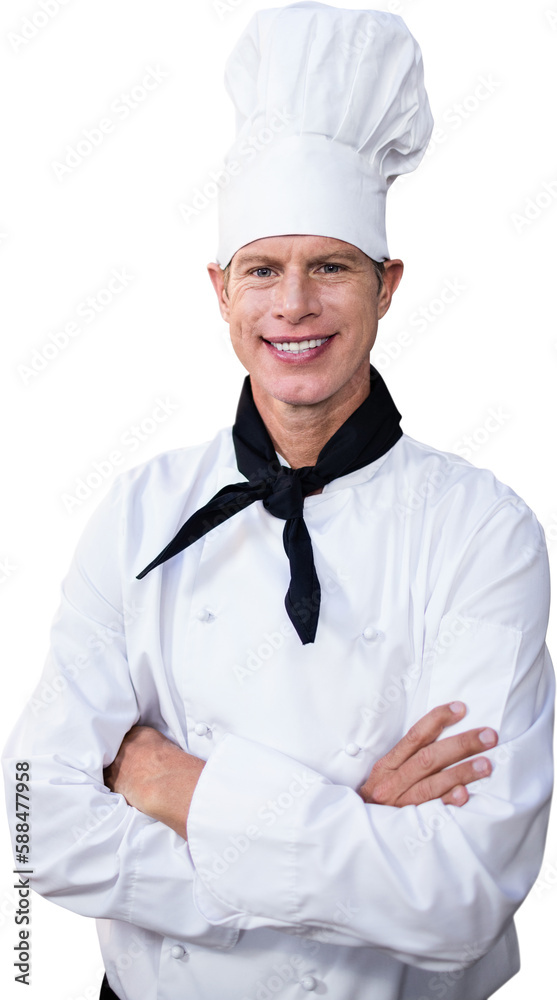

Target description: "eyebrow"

left=233, top=248, right=364, bottom=270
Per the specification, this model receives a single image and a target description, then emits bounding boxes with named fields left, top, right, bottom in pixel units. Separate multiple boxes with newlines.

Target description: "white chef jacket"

left=3, top=428, right=554, bottom=1000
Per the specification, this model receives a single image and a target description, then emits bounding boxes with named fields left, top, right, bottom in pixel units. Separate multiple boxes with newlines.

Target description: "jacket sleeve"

left=185, top=496, right=554, bottom=971
left=2, top=475, right=238, bottom=950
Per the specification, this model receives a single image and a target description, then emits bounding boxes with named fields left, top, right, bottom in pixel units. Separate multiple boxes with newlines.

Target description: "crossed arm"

left=3, top=472, right=550, bottom=967
left=103, top=701, right=498, bottom=837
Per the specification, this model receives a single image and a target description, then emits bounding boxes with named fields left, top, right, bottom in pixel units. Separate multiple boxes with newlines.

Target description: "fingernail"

left=473, top=758, right=490, bottom=774
left=450, top=701, right=466, bottom=715
left=452, top=786, right=466, bottom=804
left=479, top=728, right=497, bottom=747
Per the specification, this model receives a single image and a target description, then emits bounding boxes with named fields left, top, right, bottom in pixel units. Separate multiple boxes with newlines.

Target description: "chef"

left=3, top=4, right=554, bottom=1000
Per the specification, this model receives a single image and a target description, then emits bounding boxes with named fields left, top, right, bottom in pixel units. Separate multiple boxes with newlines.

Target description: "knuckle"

left=379, top=751, right=399, bottom=773
left=371, top=780, right=391, bottom=805
left=416, top=745, right=434, bottom=771
left=432, top=704, right=448, bottom=719
left=404, top=723, right=422, bottom=748
left=431, top=705, right=450, bottom=725
left=457, top=731, right=474, bottom=756
left=416, top=778, right=433, bottom=803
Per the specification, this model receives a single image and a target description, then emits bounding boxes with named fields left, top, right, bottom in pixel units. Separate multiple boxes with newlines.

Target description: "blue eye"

left=254, top=268, right=273, bottom=277
left=322, top=264, right=341, bottom=273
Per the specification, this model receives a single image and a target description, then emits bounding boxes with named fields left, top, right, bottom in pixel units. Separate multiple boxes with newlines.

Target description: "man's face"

left=208, top=234, right=402, bottom=413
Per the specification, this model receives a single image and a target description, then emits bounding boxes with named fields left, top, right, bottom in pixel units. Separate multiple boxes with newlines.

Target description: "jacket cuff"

left=187, top=732, right=331, bottom=925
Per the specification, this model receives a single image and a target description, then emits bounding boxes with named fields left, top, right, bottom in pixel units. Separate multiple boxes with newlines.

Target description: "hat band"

left=216, top=133, right=389, bottom=266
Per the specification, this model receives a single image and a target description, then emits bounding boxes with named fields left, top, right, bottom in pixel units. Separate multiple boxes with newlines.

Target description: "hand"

left=358, top=702, right=498, bottom=808
left=103, top=726, right=205, bottom=838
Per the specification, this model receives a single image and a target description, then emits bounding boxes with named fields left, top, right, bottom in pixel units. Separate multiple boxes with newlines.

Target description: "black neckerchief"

left=137, top=365, right=402, bottom=644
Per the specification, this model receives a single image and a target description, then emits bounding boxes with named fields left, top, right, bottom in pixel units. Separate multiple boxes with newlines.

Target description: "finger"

left=375, top=702, right=468, bottom=773
left=371, top=727, right=497, bottom=804
left=398, top=727, right=497, bottom=789
left=395, top=756, right=493, bottom=807
left=441, top=784, right=469, bottom=807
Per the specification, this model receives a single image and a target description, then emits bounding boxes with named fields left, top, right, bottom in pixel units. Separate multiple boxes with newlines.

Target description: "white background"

left=1, top=0, right=556, bottom=997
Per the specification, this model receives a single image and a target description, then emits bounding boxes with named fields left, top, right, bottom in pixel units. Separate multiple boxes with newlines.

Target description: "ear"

left=377, top=259, right=404, bottom=320
left=207, top=262, right=230, bottom=323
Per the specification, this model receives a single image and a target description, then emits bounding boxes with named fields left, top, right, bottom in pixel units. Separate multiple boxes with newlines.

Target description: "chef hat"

left=216, top=1, right=434, bottom=267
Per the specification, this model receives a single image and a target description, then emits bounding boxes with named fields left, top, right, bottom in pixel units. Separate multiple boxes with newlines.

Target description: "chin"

left=262, top=373, right=340, bottom=408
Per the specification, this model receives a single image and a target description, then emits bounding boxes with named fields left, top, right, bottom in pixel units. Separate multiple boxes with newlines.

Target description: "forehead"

left=230, top=234, right=368, bottom=269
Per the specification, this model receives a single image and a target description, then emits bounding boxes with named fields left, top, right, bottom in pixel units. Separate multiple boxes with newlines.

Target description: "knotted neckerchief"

left=137, top=365, right=402, bottom=644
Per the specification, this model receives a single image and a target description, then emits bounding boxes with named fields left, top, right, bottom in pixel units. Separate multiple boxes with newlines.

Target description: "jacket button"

left=194, top=723, right=210, bottom=737
left=170, top=945, right=186, bottom=959
left=344, top=742, right=361, bottom=757
left=301, top=976, right=317, bottom=991
left=362, top=626, right=381, bottom=641
left=196, top=608, right=213, bottom=622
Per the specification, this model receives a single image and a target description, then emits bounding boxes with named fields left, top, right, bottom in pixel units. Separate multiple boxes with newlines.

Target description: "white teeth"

left=271, top=337, right=329, bottom=353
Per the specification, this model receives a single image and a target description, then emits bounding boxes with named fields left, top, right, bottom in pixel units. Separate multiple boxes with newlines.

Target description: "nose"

left=271, top=271, right=322, bottom=325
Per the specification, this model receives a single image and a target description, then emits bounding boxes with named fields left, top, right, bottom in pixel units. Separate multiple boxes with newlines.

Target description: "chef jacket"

left=3, top=427, right=554, bottom=1000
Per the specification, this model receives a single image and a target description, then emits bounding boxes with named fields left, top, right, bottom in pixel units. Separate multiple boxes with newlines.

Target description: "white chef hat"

left=216, top=1, right=434, bottom=267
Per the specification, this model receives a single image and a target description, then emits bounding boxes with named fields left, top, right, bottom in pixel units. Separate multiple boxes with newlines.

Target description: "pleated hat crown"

left=216, top=1, right=434, bottom=267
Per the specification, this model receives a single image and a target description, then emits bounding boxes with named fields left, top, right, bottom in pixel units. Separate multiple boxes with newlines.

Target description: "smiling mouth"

left=265, top=336, right=332, bottom=354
